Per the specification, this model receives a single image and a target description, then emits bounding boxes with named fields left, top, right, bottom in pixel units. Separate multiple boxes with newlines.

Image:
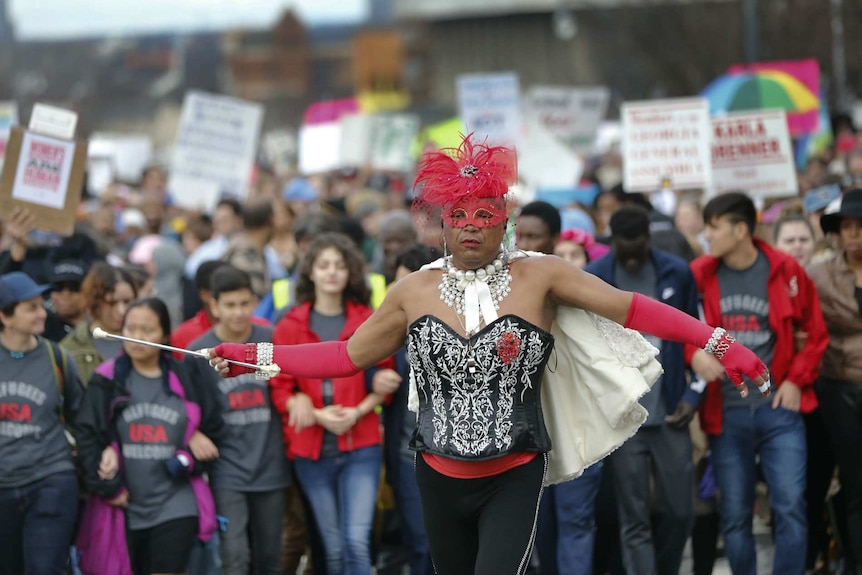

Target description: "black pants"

left=816, top=378, right=862, bottom=575
left=804, top=408, right=836, bottom=570
left=608, top=424, right=694, bottom=575
left=127, top=516, right=198, bottom=575
left=416, top=454, right=546, bottom=575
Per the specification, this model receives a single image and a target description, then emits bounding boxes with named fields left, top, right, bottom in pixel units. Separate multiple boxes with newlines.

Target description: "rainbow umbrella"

left=701, top=70, right=819, bottom=115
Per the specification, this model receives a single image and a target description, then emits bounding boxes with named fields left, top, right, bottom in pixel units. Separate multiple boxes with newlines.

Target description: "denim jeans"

left=213, top=488, right=285, bottom=575
left=0, top=471, right=79, bottom=575
left=294, top=446, right=382, bottom=575
left=188, top=532, right=222, bottom=575
left=535, top=461, right=604, bottom=575
left=710, top=404, right=807, bottom=575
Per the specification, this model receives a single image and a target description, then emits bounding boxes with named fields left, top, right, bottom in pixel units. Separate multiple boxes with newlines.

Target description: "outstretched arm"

left=545, top=256, right=770, bottom=396
left=210, top=279, right=410, bottom=379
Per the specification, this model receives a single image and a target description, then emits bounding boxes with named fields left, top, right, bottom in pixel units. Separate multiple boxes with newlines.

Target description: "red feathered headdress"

left=413, top=134, right=517, bottom=207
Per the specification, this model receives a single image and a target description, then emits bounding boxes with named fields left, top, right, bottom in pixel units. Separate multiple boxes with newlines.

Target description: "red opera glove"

left=213, top=341, right=360, bottom=379
left=624, top=293, right=770, bottom=394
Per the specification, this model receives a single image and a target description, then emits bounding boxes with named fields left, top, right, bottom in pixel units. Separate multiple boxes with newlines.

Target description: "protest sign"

left=29, top=103, right=77, bottom=140
left=304, top=98, right=361, bottom=125
left=525, top=86, right=609, bottom=152
left=262, top=129, right=297, bottom=177
left=338, top=113, right=420, bottom=172
left=519, top=119, right=584, bottom=189
left=339, top=114, right=373, bottom=168
left=710, top=110, right=797, bottom=199
left=88, top=133, right=153, bottom=184
left=622, top=98, right=712, bottom=192
left=369, top=114, right=420, bottom=172
left=0, top=127, right=87, bottom=236
left=168, top=91, right=263, bottom=211
left=299, top=122, right=341, bottom=175
left=0, top=102, right=18, bottom=166
left=457, top=72, right=521, bottom=146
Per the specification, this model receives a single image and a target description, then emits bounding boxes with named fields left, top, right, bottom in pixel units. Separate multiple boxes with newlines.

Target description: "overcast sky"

left=9, top=0, right=367, bottom=40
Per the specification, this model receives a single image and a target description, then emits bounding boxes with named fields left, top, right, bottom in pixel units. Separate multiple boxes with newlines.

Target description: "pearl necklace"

left=439, top=253, right=513, bottom=335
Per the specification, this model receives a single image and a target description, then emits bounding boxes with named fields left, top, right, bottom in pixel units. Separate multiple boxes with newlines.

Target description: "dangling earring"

left=442, top=236, right=449, bottom=258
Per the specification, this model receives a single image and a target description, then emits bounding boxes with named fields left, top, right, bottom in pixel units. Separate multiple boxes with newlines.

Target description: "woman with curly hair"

left=61, top=262, right=138, bottom=386
left=269, top=232, right=397, bottom=575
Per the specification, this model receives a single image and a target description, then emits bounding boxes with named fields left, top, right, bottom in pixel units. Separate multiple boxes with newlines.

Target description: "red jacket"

left=690, top=239, right=828, bottom=435
left=269, top=301, right=394, bottom=460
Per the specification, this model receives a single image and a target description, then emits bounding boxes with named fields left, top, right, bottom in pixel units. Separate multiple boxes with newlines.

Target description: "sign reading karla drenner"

left=710, top=109, right=798, bottom=199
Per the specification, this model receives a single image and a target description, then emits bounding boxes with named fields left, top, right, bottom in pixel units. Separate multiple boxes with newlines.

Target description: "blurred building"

left=393, top=0, right=750, bottom=109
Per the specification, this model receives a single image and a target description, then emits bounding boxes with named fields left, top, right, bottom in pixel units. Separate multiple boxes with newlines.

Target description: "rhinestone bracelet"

left=703, top=327, right=727, bottom=356
left=255, top=342, right=274, bottom=379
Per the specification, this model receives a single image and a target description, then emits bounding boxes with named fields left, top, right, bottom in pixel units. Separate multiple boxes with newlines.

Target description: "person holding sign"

left=208, top=134, right=770, bottom=574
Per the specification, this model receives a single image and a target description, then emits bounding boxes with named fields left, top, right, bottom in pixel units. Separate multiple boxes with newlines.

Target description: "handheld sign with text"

left=622, top=98, right=713, bottom=192
left=0, top=103, right=87, bottom=236
left=519, top=119, right=584, bottom=189
left=369, top=114, right=420, bottom=172
left=710, top=110, right=797, bottom=199
left=168, top=91, right=263, bottom=212
left=525, top=86, right=609, bottom=152
left=457, top=72, right=521, bottom=146
left=338, top=113, right=420, bottom=172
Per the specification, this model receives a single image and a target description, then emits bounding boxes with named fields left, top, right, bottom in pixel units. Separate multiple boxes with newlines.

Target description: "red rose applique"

left=496, top=332, right=521, bottom=364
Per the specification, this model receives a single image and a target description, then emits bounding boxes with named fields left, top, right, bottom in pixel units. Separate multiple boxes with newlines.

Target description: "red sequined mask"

left=442, top=197, right=507, bottom=228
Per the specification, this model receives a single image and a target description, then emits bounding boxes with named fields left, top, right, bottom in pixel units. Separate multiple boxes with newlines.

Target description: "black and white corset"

left=406, top=314, right=554, bottom=460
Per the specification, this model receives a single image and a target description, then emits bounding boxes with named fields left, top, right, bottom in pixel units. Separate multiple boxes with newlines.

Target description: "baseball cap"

left=0, top=272, right=51, bottom=309
left=282, top=178, right=318, bottom=203
left=803, top=184, right=841, bottom=215
left=51, top=260, right=87, bottom=284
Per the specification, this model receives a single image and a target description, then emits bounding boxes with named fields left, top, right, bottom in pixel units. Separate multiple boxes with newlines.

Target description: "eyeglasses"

left=54, top=282, right=82, bottom=293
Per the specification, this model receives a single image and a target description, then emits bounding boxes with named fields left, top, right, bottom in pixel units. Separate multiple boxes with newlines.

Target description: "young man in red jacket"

left=689, top=192, right=828, bottom=575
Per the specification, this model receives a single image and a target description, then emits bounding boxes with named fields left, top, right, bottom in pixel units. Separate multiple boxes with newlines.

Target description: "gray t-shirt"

left=117, top=370, right=197, bottom=530
left=310, top=310, right=347, bottom=459
left=717, top=251, right=774, bottom=409
left=615, top=261, right=666, bottom=426
left=0, top=340, right=82, bottom=488
left=191, top=325, right=289, bottom=491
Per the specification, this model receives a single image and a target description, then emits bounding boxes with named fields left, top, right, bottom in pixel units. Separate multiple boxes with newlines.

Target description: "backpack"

left=45, top=339, right=74, bottom=445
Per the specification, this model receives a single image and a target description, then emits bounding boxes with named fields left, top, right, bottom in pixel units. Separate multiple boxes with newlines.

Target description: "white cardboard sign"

left=29, top=103, right=77, bottom=140
left=299, top=123, right=342, bottom=175
left=457, top=72, right=521, bottom=146
left=338, top=114, right=373, bottom=168
left=525, top=86, right=609, bottom=152
left=168, top=91, right=263, bottom=211
left=369, top=114, right=420, bottom=172
left=622, top=98, right=712, bottom=192
left=519, top=119, right=584, bottom=189
left=710, top=109, right=798, bottom=199
left=12, top=131, right=76, bottom=210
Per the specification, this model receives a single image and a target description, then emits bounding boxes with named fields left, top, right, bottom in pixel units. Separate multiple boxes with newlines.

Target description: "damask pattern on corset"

left=407, top=316, right=552, bottom=457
